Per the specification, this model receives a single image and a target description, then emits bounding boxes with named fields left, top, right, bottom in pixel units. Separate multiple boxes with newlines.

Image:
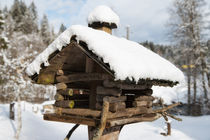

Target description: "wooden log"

left=132, top=101, right=153, bottom=107
left=44, top=113, right=97, bottom=126
left=96, top=102, right=126, bottom=112
left=135, top=95, right=154, bottom=101
left=109, top=102, right=126, bottom=113
left=107, top=113, right=161, bottom=127
left=56, top=73, right=111, bottom=83
left=92, top=98, right=109, bottom=140
left=108, top=107, right=152, bottom=119
left=56, top=82, right=67, bottom=90
left=55, top=107, right=101, bottom=118
left=54, top=94, right=64, bottom=101
left=54, top=100, right=89, bottom=108
left=96, top=96, right=127, bottom=103
left=54, top=93, right=89, bottom=101
left=123, top=89, right=153, bottom=96
left=96, top=86, right=122, bottom=97
left=57, top=88, right=89, bottom=96
left=57, top=89, right=74, bottom=96
left=56, top=69, right=64, bottom=76
left=103, top=80, right=152, bottom=90
left=153, top=102, right=180, bottom=113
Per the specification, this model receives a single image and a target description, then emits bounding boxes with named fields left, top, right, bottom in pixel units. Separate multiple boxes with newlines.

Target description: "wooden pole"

left=92, top=98, right=109, bottom=140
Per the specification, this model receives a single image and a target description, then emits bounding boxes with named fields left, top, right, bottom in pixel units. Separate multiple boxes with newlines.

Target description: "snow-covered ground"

left=0, top=102, right=210, bottom=140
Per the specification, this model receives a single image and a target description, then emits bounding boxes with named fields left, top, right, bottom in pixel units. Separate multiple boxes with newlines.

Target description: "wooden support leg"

left=88, top=126, right=121, bottom=140
left=88, top=97, right=121, bottom=140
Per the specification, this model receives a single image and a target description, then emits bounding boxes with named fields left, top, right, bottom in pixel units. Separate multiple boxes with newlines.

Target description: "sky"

left=0, top=0, right=210, bottom=44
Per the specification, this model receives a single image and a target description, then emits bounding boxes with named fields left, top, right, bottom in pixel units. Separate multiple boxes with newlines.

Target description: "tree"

left=59, top=23, right=67, bottom=34
left=168, top=0, right=209, bottom=113
left=40, top=14, right=51, bottom=45
left=29, top=1, right=38, bottom=32
left=0, top=9, right=9, bottom=49
left=10, top=0, right=27, bottom=32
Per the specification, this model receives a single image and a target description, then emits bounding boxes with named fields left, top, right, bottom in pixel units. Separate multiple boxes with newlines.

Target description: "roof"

left=26, top=25, right=184, bottom=84
left=87, top=5, right=120, bottom=27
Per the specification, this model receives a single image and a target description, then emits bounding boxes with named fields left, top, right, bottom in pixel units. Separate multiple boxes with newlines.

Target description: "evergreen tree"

left=58, top=23, right=67, bottom=34
left=29, top=1, right=38, bottom=32
left=10, top=0, right=27, bottom=32
left=21, top=8, right=35, bottom=34
left=0, top=9, right=8, bottom=49
left=40, top=14, right=51, bottom=45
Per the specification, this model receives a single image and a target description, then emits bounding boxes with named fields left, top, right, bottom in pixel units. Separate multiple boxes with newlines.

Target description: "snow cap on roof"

left=26, top=25, right=185, bottom=84
left=87, top=5, right=120, bottom=27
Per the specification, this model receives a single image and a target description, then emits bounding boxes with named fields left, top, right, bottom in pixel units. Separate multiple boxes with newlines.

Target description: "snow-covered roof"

left=26, top=25, right=184, bottom=83
left=87, top=5, right=120, bottom=27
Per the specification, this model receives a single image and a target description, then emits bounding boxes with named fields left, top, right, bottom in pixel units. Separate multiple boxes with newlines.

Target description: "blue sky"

left=1, top=0, right=210, bottom=44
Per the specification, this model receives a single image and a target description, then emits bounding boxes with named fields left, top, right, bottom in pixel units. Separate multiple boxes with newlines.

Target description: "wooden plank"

left=56, top=73, right=111, bottom=83
left=132, top=101, right=153, bottom=107
left=44, top=113, right=97, bottom=126
left=96, top=86, right=122, bottom=97
left=54, top=100, right=89, bottom=108
left=107, top=113, right=161, bottom=127
left=103, top=80, right=152, bottom=90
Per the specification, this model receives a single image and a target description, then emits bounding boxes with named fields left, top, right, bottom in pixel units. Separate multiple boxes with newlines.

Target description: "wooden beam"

left=134, top=95, right=155, bottom=101
left=56, top=73, right=111, bottom=83
left=96, top=86, right=122, bottom=97
left=103, top=80, right=152, bottom=90
left=107, top=113, right=161, bottom=127
left=55, top=107, right=101, bottom=118
left=44, top=113, right=97, bottom=126
left=123, top=89, right=153, bottom=96
left=132, top=101, right=153, bottom=107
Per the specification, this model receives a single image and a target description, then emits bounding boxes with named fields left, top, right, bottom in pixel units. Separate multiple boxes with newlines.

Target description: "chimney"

left=87, top=5, right=120, bottom=34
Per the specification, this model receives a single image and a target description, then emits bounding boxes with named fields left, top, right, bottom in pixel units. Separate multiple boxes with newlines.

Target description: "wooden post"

left=92, top=99, right=109, bottom=140
left=9, top=102, right=15, bottom=120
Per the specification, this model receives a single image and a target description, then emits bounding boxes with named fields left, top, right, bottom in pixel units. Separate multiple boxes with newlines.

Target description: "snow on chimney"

left=87, top=5, right=119, bottom=34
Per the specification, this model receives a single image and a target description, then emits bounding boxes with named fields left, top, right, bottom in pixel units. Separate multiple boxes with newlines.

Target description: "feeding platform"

left=26, top=5, right=184, bottom=140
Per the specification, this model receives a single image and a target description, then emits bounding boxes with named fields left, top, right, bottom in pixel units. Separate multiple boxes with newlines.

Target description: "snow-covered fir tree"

left=29, top=1, right=38, bottom=32
left=58, top=23, right=67, bottom=34
left=0, top=9, right=9, bottom=49
left=40, top=14, right=51, bottom=45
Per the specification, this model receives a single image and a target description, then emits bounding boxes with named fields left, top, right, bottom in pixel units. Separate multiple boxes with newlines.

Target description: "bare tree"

left=167, top=0, right=209, bottom=114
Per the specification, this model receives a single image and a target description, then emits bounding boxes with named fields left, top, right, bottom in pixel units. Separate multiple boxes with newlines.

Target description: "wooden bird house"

left=26, top=5, right=184, bottom=140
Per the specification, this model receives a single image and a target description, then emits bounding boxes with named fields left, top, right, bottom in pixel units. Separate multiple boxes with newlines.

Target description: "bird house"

left=26, top=5, right=184, bottom=140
